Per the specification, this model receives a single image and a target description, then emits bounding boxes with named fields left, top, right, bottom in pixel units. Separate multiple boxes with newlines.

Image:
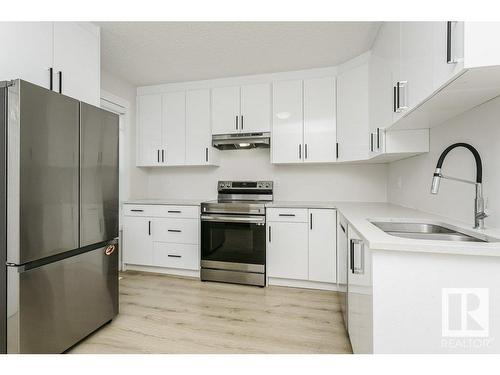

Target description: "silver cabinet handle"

left=376, top=128, right=381, bottom=149
left=447, top=21, right=459, bottom=64
left=350, top=238, right=365, bottom=275
left=396, top=81, right=408, bottom=112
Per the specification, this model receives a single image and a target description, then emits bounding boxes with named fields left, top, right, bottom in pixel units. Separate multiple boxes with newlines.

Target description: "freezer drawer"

left=7, top=243, right=119, bottom=353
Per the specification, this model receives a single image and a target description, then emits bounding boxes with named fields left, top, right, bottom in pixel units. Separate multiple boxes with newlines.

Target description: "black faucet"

left=430, top=143, right=487, bottom=229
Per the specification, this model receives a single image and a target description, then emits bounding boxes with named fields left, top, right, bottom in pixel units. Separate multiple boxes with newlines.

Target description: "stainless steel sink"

left=371, top=221, right=488, bottom=242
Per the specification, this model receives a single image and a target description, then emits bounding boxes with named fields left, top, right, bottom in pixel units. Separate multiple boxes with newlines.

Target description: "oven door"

left=201, top=214, right=266, bottom=267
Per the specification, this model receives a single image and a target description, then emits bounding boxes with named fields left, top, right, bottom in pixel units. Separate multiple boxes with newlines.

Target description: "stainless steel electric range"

left=200, top=181, right=273, bottom=287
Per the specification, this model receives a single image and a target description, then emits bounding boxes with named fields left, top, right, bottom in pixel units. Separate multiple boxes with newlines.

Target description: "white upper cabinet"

left=240, top=83, right=271, bottom=133
left=432, top=22, right=464, bottom=90
left=212, top=83, right=271, bottom=135
left=0, top=22, right=100, bottom=105
left=338, top=60, right=370, bottom=162
left=137, top=89, right=219, bottom=167
left=0, top=22, right=53, bottom=89
left=137, top=94, right=163, bottom=166
left=211, top=86, right=240, bottom=135
left=303, top=77, right=336, bottom=163
left=186, top=89, right=216, bottom=165
left=272, top=80, right=304, bottom=164
left=272, top=77, right=336, bottom=164
left=162, top=91, right=186, bottom=165
left=398, top=22, right=435, bottom=112
left=53, top=22, right=100, bottom=106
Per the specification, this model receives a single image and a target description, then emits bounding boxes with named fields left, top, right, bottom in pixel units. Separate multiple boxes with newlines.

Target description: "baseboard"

left=123, top=264, right=200, bottom=279
left=268, top=277, right=338, bottom=291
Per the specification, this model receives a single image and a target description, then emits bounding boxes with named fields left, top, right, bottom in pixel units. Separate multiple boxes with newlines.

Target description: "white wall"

left=100, top=69, right=149, bottom=199
left=388, top=96, right=500, bottom=229
left=146, top=148, right=388, bottom=202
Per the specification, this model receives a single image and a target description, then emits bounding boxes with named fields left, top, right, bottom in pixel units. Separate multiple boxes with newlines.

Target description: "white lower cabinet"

left=267, top=208, right=337, bottom=287
left=267, top=221, right=309, bottom=280
left=123, top=204, right=200, bottom=273
left=122, top=216, right=153, bottom=266
left=346, top=225, right=373, bottom=354
left=308, top=209, right=337, bottom=283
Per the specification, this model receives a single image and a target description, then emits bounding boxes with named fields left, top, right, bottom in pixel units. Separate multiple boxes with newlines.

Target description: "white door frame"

left=100, top=89, right=130, bottom=271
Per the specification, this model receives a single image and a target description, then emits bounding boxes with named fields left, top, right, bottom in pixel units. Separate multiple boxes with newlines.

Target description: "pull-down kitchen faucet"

left=430, top=143, right=487, bottom=229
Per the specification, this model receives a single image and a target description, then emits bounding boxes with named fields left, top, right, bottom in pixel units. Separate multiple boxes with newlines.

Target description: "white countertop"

left=266, top=201, right=337, bottom=209
left=334, top=202, right=500, bottom=257
left=124, top=198, right=210, bottom=206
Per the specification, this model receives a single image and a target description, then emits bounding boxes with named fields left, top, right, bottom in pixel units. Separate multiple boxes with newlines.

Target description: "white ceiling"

left=97, top=22, right=381, bottom=86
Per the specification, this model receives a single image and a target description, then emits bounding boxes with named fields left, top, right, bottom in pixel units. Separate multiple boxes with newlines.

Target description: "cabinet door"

left=137, top=94, right=162, bottom=166
left=211, top=86, right=240, bottom=135
left=186, top=89, right=211, bottom=165
left=347, top=226, right=373, bottom=354
left=399, top=22, right=435, bottom=111
left=240, top=83, right=271, bottom=133
left=337, top=64, right=370, bottom=162
left=337, top=214, right=348, bottom=327
left=162, top=91, right=186, bottom=165
left=267, top=221, right=308, bottom=280
left=53, top=22, right=100, bottom=105
left=308, top=209, right=337, bottom=283
left=0, top=22, right=53, bottom=89
left=371, top=22, right=401, bottom=128
left=272, top=80, right=303, bottom=164
left=433, top=22, right=464, bottom=90
left=123, top=216, right=153, bottom=266
left=303, top=77, right=336, bottom=163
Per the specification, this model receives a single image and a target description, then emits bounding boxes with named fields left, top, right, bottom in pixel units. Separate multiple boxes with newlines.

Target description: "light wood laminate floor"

left=70, top=271, right=352, bottom=354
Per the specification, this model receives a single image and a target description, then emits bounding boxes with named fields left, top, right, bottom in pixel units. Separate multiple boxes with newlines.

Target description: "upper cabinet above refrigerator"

left=0, top=22, right=100, bottom=106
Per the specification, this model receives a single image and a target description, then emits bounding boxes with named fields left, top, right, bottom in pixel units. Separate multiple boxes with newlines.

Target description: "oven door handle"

left=201, top=215, right=266, bottom=224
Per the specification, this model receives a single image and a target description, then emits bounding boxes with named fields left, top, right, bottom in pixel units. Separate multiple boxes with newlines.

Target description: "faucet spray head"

left=430, top=168, right=441, bottom=194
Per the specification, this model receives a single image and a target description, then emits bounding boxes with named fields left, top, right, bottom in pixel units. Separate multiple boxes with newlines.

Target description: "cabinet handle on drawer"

left=148, top=221, right=151, bottom=236
left=130, top=209, right=144, bottom=212
left=168, top=210, right=182, bottom=213
left=279, top=214, right=295, bottom=217
left=168, top=254, right=181, bottom=258
left=168, top=229, right=181, bottom=233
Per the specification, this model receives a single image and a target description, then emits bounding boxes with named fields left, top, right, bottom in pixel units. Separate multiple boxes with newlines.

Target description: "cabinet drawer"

left=123, top=204, right=165, bottom=217
left=267, top=208, right=308, bottom=222
left=152, top=218, right=199, bottom=244
left=159, top=205, right=200, bottom=219
left=153, top=242, right=199, bottom=270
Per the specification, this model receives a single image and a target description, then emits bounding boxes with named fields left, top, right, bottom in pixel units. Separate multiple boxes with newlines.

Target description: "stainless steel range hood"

left=212, top=132, right=270, bottom=150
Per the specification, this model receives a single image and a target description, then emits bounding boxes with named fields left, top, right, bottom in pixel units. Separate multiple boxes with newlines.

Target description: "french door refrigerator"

left=0, top=79, right=119, bottom=353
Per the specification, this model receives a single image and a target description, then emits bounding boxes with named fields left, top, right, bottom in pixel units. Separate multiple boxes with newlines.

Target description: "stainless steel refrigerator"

left=0, top=79, right=119, bottom=353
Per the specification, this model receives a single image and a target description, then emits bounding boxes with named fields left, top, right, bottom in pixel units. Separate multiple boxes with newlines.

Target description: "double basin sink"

left=371, top=221, right=492, bottom=242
